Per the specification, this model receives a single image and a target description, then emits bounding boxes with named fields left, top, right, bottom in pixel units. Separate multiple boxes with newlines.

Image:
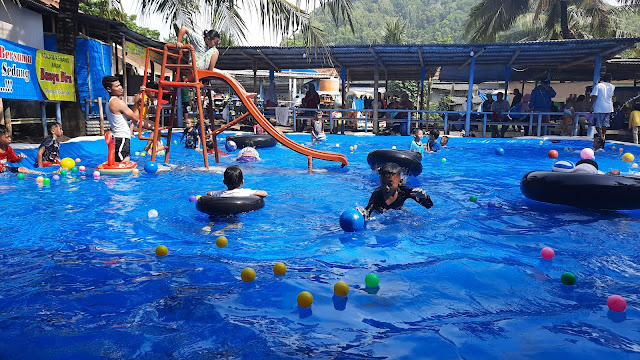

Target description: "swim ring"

left=367, top=149, right=422, bottom=176
left=226, top=134, right=276, bottom=149
left=196, top=195, right=265, bottom=215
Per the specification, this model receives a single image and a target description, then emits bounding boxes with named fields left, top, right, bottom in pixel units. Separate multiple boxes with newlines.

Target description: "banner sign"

left=126, top=41, right=163, bottom=66
left=0, top=38, right=75, bottom=101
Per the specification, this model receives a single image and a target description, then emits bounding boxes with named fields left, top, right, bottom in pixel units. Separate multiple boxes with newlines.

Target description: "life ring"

left=226, top=134, right=276, bottom=149
left=98, top=131, right=137, bottom=174
left=195, top=195, right=265, bottom=215
left=521, top=171, right=640, bottom=209
left=367, top=149, right=422, bottom=176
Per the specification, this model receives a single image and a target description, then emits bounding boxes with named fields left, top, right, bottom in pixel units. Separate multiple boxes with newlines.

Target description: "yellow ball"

left=132, top=168, right=139, bottom=175
left=140, top=152, right=146, bottom=157
left=350, top=146, right=354, bottom=151
left=60, top=157, right=75, bottom=170
left=196, top=195, right=202, bottom=199
left=623, top=153, right=635, bottom=163
left=241, top=267, right=256, bottom=282
left=539, top=141, right=543, bottom=145
left=216, top=236, right=228, bottom=248
left=155, top=245, right=168, bottom=256
left=74, top=158, right=81, bottom=163
left=633, top=163, right=639, bottom=168
left=297, top=291, right=313, bottom=308
left=334, top=281, right=350, bottom=297
left=273, top=262, right=287, bottom=275
left=612, top=146, right=616, bottom=150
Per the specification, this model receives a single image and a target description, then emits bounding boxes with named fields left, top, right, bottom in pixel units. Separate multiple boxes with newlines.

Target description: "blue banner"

left=0, top=39, right=41, bottom=100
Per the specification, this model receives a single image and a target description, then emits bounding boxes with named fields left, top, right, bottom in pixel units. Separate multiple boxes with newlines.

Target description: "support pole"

left=252, top=59, right=258, bottom=105
left=589, top=56, right=602, bottom=138
left=373, top=64, right=379, bottom=133
left=465, top=57, right=476, bottom=136
left=55, top=101, right=61, bottom=124
left=504, top=66, right=511, bottom=95
left=121, top=35, right=127, bottom=98
left=97, top=97, right=104, bottom=135
left=419, top=67, right=426, bottom=125
left=41, top=102, right=47, bottom=137
left=341, top=68, right=346, bottom=108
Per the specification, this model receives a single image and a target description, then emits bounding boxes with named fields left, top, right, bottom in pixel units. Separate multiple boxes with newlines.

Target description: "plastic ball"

left=607, top=295, right=627, bottom=313
left=36, top=176, right=44, bottom=183
left=622, top=153, right=635, bottom=163
left=611, top=146, right=616, bottom=150
left=225, top=140, right=237, bottom=152
left=216, top=236, right=228, bottom=248
left=144, top=161, right=158, bottom=174
left=273, top=262, right=287, bottom=275
left=132, top=169, right=139, bottom=175
left=580, top=148, right=595, bottom=160
left=52, top=175, right=60, bottom=181
left=60, top=157, right=75, bottom=170
left=71, top=166, right=78, bottom=173
left=155, top=245, right=168, bottom=256
left=334, top=281, right=349, bottom=297
left=633, top=163, right=639, bottom=169
left=552, top=160, right=575, bottom=173
left=495, top=148, right=505, bottom=156
left=350, top=146, right=354, bottom=151
left=619, top=148, right=624, bottom=153
left=17, top=173, right=25, bottom=180
left=353, top=145, right=358, bottom=150
left=140, top=152, right=146, bottom=157
left=469, top=195, right=478, bottom=202
left=147, top=209, right=158, bottom=218
left=75, top=158, right=81, bottom=163
left=336, top=144, right=341, bottom=148
left=196, top=195, right=201, bottom=199
left=365, top=273, right=380, bottom=288
left=297, top=291, right=313, bottom=308
left=391, top=145, right=396, bottom=149
left=539, top=141, right=543, bottom=145
left=548, top=150, right=559, bottom=159
left=561, top=272, right=577, bottom=286
left=135, top=152, right=140, bottom=156
left=78, top=166, right=85, bottom=172
left=241, top=267, right=256, bottom=282
left=93, top=171, right=100, bottom=178
left=487, top=201, right=496, bottom=208
left=541, top=247, right=555, bottom=260
left=188, top=195, right=197, bottom=202
left=42, top=177, right=50, bottom=184
left=339, top=209, right=365, bottom=232
left=60, top=169, right=67, bottom=176
left=173, top=140, right=177, bottom=144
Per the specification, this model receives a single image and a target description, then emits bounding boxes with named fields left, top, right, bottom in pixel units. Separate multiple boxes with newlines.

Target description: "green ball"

left=42, top=177, right=50, bottom=184
left=469, top=195, right=478, bottom=202
left=441, top=158, right=446, bottom=162
left=71, top=166, right=78, bottom=172
left=60, top=169, right=67, bottom=175
left=173, top=140, right=177, bottom=144
left=17, top=173, right=25, bottom=180
left=365, top=273, right=380, bottom=288
left=561, top=272, right=577, bottom=286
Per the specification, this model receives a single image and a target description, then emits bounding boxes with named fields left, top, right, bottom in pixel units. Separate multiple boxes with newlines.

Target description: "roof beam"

left=256, top=49, right=280, bottom=72
left=458, top=48, right=486, bottom=69
left=507, top=48, right=521, bottom=66
left=418, top=47, right=424, bottom=68
left=531, top=43, right=630, bottom=79
left=369, top=47, right=386, bottom=69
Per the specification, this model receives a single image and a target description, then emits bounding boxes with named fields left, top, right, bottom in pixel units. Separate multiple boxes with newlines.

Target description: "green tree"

left=79, top=0, right=160, bottom=39
left=383, top=18, right=407, bottom=44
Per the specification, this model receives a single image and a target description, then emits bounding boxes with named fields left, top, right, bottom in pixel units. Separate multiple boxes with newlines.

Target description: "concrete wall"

left=0, top=1, right=44, bottom=49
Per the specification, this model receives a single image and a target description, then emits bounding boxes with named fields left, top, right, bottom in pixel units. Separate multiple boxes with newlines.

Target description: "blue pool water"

left=1, top=134, right=640, bottom=359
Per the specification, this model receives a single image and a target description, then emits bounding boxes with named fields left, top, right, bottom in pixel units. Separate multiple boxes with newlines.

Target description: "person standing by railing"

left=526, top=79, right=556, bottom=135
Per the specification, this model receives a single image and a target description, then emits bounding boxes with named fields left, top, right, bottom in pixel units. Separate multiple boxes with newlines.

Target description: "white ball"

left=336, top=144, right=340, bottom=147
left=148, top=209, right=158, bottom=218
left=135, top=152, right=140, bottom=156
left=392, top=146, right=397, bottom=149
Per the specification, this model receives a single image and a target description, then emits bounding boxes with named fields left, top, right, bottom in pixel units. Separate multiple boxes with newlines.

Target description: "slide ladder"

left=141, top=44, right=348, bottom=169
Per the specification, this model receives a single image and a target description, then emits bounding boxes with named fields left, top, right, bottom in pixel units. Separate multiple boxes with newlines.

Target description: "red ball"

left=548, top=150, right=559, bottom=159
left=541, top=247, right=555, bottom=260
left=607, top=295, right=627, bottom=313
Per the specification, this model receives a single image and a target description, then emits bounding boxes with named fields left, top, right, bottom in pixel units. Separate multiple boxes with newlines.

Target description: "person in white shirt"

left=206, top=165, right=267, bottom=198
left=590, top=73, right=615, bottom=141
left=102, top=76, right=142, bottom=162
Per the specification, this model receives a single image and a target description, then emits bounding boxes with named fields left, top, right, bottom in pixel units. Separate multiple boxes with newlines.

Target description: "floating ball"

left=334, top=281, right=349, bottom=297
left=365, top=273, right=380, bottom=288
left=52, top=175, right=60, bottom=181
left=607, top=295, right=627, bottom=313
left=552, top=160, right=575, bottom=173
left=42, top=177, right=50, bottom=184
left=487, top=201, right=496, bottom=208
left=391, top=145, right=396, bottom=149
left=188, top=195, right=197, bottom=202
left=622, top=153, right=635, bottom=163
left=350, top=146, right=354, bottom=151
left=561, top=272, right=577, bottom=286
left=541, top=247, right=555, bottom=260
left=297, top=291, right=313, bottom=308
left=353, top=145, right=358, bottom=150
left=225, top=140, right=237, bottom=152
left=216, top=236, right=228, bottom=248
left=469, top=195, right=478, bottom=202
left=339, top=209, right=365, bottom=232
left=60, top=169, right=67, bottom=176
left=60, top=157, right=75, bottom=170
left=495, top=148, right=505, bottom=156
left=611, top=146, right=616, bottom=150
left=273, top=262, right=287, bottom=275
left=135, top=152, right=140, bottom=156
left=633, top=163, right=639, bottom=169
left=580, top=148, right=594, bottom=160
left=71, top=166, right=78, bottom=173
left=36, top=176, right=44, bottom=183
left=78, top=165, right=85, bottom=172
left=441, top=158, right=446, bottom=163
left=196, top=195, right=201, bottom=199
left=17, top=173, right=25, bottom=180
left=241, top=267, right=256, bottom=282
left=539, top=141, right=543, bottom=145
left=548, top=150, right=558, bottom=159
left=93, top=171, right=100, bottom=178
left=140, top=152, right=146, bottom=157
left=144, top=161, right=158, bottom=174
left=155, top=245, right=168, bottom=256
left=132, top=168, right=139, bottom=175
left=619, top=148, right=624, bottom=153
left=147, top=209, right=158, bottom=218
left=173, top=140, right=177, bottom=144
left=75, top=158, right=81, bottom=163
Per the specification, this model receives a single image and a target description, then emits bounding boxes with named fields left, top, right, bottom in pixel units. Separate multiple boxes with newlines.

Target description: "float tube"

left=96, top=131, right=137, bottom=175
left=521, top=171, right=640, bottom=209
left=367, top=149, right=422, bottom=176
left=226, top=134, right=276, bottom=149
left=196, top=195, right=265, bottom=215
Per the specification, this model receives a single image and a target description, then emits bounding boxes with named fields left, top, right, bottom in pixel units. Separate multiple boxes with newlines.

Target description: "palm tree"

left=464, top=0, right=615, bottom=43
left=383, top=18, right=407, bottom=44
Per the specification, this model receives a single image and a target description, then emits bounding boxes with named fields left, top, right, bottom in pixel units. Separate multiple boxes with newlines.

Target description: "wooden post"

left=86, top=51, right=92, bottom=101
left=41, top=102, right=47, bottom=137
left=252, top=59, right=258, bottom=105
left=121, top=35, right=127, bottom=98
left=97, top=97, right=105, bottom=135
left=373, top=65, right=379, bottom=134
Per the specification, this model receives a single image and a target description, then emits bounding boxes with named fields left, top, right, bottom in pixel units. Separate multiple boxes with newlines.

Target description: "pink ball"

left=541, top=247, right=555, bottom=260
left=581, top=148, right=595, bottom=160
left=78, top=165, right=85, bottom=172
left=607, top=295, right=627, bottom=313
left=93, top=171, right=101, bottom=178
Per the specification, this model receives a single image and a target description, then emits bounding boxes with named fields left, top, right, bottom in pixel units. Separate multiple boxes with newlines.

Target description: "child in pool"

left=0, top=125, right=44, bottom=175
left=426, top=129, right=441, bottom=152
left=358, top=162, right=433, bottom=219
left=144, top=137, right=166, bottom=155
left=440, top=135, right=449, bottom=147
left=311, top=111, right=326, bottom=142
left=409, top=128, right=424, bottom=155
left=236, top=140, right=260, bottom=162
left=207, top=165, right=267, bottom=197
left=180, top=118, right=199, bottom=149
left=35, top=123, right=63, bottom=168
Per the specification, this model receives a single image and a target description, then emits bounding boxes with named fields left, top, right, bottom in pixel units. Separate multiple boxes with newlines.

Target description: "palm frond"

left=211, top=1, right=248, bottom=44
left=320, top=0, right=354, bottom=32
left=464, top=0, right=530, bottom=43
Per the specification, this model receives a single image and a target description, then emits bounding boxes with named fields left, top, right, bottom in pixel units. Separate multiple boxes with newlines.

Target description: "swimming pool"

left=1, top=134, right=639, bottom=359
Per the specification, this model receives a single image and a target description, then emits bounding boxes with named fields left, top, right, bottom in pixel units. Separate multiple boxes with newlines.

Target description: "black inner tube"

left=367, top=149, right=423, bottom=176
left=226, top=134, right=277, bottom=149
left=196, top=195, right=265, bottom=215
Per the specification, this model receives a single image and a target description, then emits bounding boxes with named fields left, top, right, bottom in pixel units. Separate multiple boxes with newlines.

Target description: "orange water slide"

left=197, top=70, right=349, bottom=167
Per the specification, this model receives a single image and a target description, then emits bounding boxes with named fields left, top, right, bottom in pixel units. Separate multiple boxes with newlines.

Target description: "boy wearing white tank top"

left=101, top=76, right=142, bottom=162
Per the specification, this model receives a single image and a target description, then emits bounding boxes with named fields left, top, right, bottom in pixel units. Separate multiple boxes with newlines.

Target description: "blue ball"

left=144, top=161, right=158, bottom=174
left=225, top=140, right=237, bottom=152
left=340, top=209, right=365, bottom=232
left=495, top=148, right=505, bottom=156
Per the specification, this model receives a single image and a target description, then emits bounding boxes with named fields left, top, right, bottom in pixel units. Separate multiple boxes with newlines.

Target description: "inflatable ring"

left=521, top=171, right=640, bottom=209
left=367, top=149, right=422, bottom=176
left=196, top=195, right=265, bottom=215
left=97, top=160, right=138, bottom=175
left=226, top=134, right=276, bottom=149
